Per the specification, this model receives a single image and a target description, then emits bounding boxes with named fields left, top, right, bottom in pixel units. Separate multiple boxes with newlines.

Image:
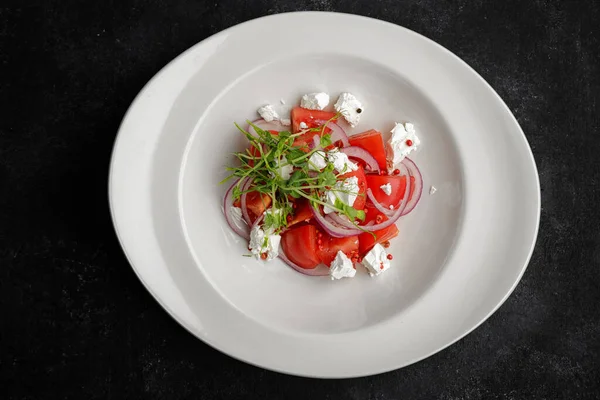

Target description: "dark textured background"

left=1, top=0, right=599, bottom=399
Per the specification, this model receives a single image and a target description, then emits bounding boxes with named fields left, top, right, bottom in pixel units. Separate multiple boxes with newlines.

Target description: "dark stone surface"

left=1, top=0, right=599, bottom=398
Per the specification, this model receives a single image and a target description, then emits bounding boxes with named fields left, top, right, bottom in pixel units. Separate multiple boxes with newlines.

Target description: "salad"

left=222, top=92, right=423, bottom=280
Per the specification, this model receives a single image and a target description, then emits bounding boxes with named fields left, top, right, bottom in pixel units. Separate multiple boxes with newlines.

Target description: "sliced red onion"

left=247, top=118, right=287, bottom=137
left=340, top=146, right=380, bottom=173
left=311, top=134, right=320, bottom=149
left=326, top=121, right=350, bottom=147
left=251, top=213, right=264, bottom=230
left=311, top=204, right=357, bottom=237
left=367, top=188, right=395, bottom=217
left=279, top=252, right=330, bottom=277
left=401, top=157, right=423, bottom=215
left=223, top=179, right=250, bottom=240
left=314, top=120, right=349, bottom=147
left=327, top=212, right=358, bottom=230
left=239, top=177, right=253, bottom=226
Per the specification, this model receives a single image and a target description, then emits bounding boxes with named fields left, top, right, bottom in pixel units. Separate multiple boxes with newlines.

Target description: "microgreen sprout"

left=221, top=119, right=365, bottom=233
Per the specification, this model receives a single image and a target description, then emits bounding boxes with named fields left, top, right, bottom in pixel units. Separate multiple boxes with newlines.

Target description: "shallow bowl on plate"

left=109, top=12, right=540, bottom=378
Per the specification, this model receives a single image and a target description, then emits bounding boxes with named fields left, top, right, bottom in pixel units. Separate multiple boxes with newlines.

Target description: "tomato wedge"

left=291, top=107, right=338, bottom=133
left=281, top=225, right=321, bottom=269
left=365, top=174, right=406, bottom=208
left=287, top=199, right=313, bottom=227
left=358, top=206, right=399, bottom=255
left=245, top=191, right=271, bottom=221
left=290, top=107, right=338, bottom=147
left=316, top=232, right=359, bottom=266
left=232, top=190, right=272, bottom=222
left=348, top=129, right=387, bottom=170
left=339, top=166, right=368, bottom=210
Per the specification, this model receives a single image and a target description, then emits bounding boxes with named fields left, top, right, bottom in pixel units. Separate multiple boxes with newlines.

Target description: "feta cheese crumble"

left=362, top=244, right=391, bottom=276
left=299, top=121, right=308, bottom=130
left=257, top=103, right=291, bottom=125
left=388, top=122, right=420, bottom=165
left=327, top=148, right=358, bottom=173
left=323, top=176, right=359, bottom=214
left=380, top=183, right=392, bottom=196
left=265, top=206, right=282, bottom=219
left=300, top=92, right=330, bottom=110
left=334, top=92, right=363, bottom=127
left=273, top=156, right=293, bottom=180
left=329, top=251, right=356, bottom=280
left=249, top=225, right=281, bottom=261
left=308, top=150, right=328, bottom=171
left=429, top=185, right=437, bottom=195
left=257, top=104, right=280, bottom=122
left=265, top=234, right=281, bottom=260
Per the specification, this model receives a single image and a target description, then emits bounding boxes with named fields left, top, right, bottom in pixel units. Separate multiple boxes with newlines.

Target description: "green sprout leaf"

left=356, top=209, right=366, bottom=221
left=287, top=149, right=307, bottom=166
left=288, top=170, right=307, bottom=188
left=278, top=131, right=292, bottom=139
left=232, top=185, right=242, bottom=201
left=320, top=133, right=332, bottom=148
left=318, top=171, right=337, bottom=187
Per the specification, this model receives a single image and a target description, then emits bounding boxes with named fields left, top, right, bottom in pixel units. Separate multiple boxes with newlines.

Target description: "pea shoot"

left=220, top=120, right=365, bottom=233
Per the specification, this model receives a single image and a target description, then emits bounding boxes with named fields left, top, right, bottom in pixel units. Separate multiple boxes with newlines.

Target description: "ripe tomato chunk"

left=244, top=191, right=271, bottom=221
left=365, top=174, right=408, bottom=208
left=281, top=225, right=321, bottom=269
left=287, top=199, right=313, bottom=227
left=291, top=107, right=338, bottom=133
left=365, top=174, right=416, bottom=207
left=316, top=231, right=359, bottom=266
left=348, top=130, right=387, bottom=170
left=358, top=206, right=399, bottom=255
left=290, top=107, right=338, bottom=148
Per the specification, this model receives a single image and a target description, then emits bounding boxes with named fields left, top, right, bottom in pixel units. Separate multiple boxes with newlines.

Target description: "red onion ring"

left=223, top=179, right=250, bottom=240
left=400, top=157, right=423, bottom=215
left=310, top=205, right=355, bottom=237
left=340, top=146, right=380, bottom=173
left=367, top=188, right=395, bottom=217
left=247, top=118, right=287, bottom=137
left=311, top=134, right=320, bottom=149
left=278, top=252, right=330, bottom=277
left=327, top=212, right=358, bottom=230
left=239, top=177, right=253, bottom=226
left=251, top=213, right=264, bottom=230
left=326, top=121, right=350, bottom=147
left=314, top=120, right=349, bottom=148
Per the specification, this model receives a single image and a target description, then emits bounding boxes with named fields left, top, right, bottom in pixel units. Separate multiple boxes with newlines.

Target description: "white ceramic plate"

left=109, top=12, right=540, bottom=378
